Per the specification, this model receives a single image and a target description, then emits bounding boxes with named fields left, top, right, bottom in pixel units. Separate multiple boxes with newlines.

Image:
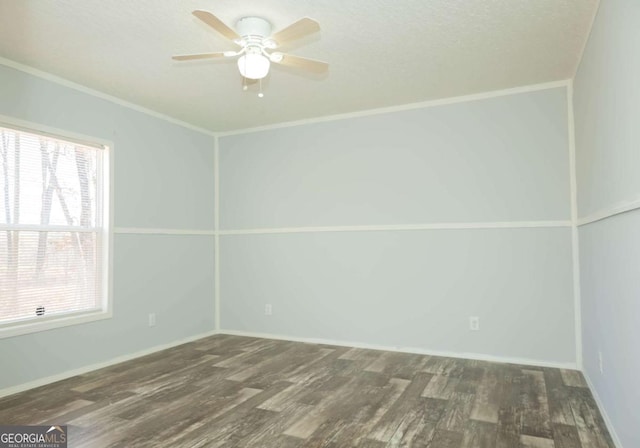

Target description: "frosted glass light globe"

left=237, top=53, right=270, bottom=80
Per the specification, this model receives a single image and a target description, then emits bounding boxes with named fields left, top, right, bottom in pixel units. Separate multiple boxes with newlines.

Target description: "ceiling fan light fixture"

left=237, top=53, right=270, bottom=80
left=175, top=11, right=328, bottom=89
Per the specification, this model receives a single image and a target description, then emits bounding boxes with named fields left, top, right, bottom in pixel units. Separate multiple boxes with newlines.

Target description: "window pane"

left=0, top=128, right=98, bottom=227
left=0, top=230, right=100, bottom=323
left=0, top=123, right=107, bottom=332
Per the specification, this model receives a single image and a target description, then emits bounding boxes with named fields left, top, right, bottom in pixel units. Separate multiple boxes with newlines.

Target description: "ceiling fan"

left=173, top=10, right=328, bottom=93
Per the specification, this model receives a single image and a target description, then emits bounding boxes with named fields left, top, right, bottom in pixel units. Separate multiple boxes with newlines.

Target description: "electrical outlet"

left=265, top=304, right=273, bottom=316
left=148, top=313, right=156, bottom=327
left=469, top=316, right=480, bottom=331
left=598, top=350, right=604, bottom=374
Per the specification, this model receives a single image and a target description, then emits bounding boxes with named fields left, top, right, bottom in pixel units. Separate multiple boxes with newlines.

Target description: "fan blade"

left=272, top=53, right=328, bottom=73
left=172, top=52, right=227, bottom=61
left=192, top=10, right=240, bottom=41
left=270, top=17, right=320, bottom=45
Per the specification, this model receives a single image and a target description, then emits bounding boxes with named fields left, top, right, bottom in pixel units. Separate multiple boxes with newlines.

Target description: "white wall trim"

left=218, top=221, right=572, bottom=236
left=0, top=57, right=217, bottom=138
left=107, top=130, right=116, bottom=343
left=219, top=329, right=577, bottom=370
left=217, top=80, right=571, bottom=137
left=214, top=136, right=221, bottom=332
left=0, top=330, right=219, bottom=399
left=577, top=197, right=640, bottom=227
left=0, top=310, right=112, bottom=340
left=114, top=227, right=215, bottom=236
left=567, top=82, right=583, bottom=369
left=583, top=370, right=624, bottom=448
left=89, top=221, right=575, bottom=237
left=0, top=114, right=113, bottom=149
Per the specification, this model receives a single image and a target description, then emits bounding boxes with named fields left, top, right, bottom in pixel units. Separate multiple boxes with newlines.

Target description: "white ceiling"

left=0, top=0, right=598, bottom=132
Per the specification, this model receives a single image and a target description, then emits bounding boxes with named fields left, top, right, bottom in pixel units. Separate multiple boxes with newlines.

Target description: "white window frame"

left=0, top=115, right=113, bottom=338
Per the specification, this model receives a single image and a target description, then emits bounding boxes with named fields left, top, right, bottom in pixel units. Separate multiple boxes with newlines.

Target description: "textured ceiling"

left=0, top=0, right=598, bottom=132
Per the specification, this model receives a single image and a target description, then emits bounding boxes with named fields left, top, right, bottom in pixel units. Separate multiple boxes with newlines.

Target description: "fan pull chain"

left=258, top=78, right=264, bottom=98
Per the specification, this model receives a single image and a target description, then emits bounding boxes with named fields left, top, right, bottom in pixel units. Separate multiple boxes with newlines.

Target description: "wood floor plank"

left=381, top=352, right=433, bottom=380
left=520, top=434, right=556, bottom=448
left=212, top=340, right=291, bottom=369
left=321, top=375, right=437, bottom=446
left=69, top=416, right=135, bottom=448
left=495, top=367, right=527, bottom=448
left=364, top=351, right=394, bottom=373
left=422, top=374, right=460, bottom=400
left=355, top=439, right=387, bottom=448
left=521, top=369, right=553, bottom=438
left=282, top=373, right=357, bottom=439
left=0, top=392, right=97, bottom=425
left=314, top=379, right=413, bottom=447
left=430, top=428, right=464, bottom=448
left=236, top=401, right=316, bottom=447
left=544, top=368, right=577, bottom=426
left=386, top=406, right=438, bottom=447
left=168, top=381, right=293, bottom=447
left=285, top=370, right=387, bottom=441
left=456, top=365, right=485, bottom=394
left=460, top=420, right=497, bottom=448
left=366, top=372, right=433, bottom=442
left=422, top=356, right=465, bottom=377
left=282, top=346, right=350, bottom=384
left=552, top=424, right=583, bottom=448
left=561, top=369, right=588, bottom=388
left=205, top=407, right=280, bottom=448
left=0, top=334, right=616, bottom=448
left=469, top=365, right=501, bottom=423
left=351, top=377, right=413, bottom=445
left=438, top=392, right=476, bottom=433
left=569, top=388, right=616, bottom=448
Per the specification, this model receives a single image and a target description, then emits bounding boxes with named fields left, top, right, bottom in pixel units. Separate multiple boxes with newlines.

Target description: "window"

left=0, top=121, right=111, bottom=337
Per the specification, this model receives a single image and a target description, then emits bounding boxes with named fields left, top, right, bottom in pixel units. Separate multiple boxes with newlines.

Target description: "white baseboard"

left=0, top=330, right=220, bottom=399
left=582, top=370, right=624, bottom=448
left=219, top=329, right=577, bottom=370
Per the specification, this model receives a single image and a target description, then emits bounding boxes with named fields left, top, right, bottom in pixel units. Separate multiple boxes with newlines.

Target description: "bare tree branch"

left=9, top=134, right=20, bottom=277
left=35, top=141, right=59, bottom=278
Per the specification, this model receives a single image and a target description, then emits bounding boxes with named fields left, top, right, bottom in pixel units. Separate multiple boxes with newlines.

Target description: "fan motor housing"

left=236, top=17, right=272, bottom=38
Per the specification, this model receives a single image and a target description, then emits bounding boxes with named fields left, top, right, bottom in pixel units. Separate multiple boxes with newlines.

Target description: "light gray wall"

left=220, top=89, right=571, bottom=229
left=574, top=1, right=640, bottom=217
left=219, top=88, right=576, bottom=365
left=574, top=1, right=640, bottom=446
left=0, top=64, right=216, bottom=390
left=221, top=228, right=574, bottom=363
left=579, top=213, right=640, bottom=448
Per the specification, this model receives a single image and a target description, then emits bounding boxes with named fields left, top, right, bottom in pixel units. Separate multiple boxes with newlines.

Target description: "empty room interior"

left=0, top=1, right=637, bottom=447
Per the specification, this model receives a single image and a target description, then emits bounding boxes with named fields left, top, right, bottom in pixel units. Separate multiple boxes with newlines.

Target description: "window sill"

left=0, top=309, right=113, bottom=339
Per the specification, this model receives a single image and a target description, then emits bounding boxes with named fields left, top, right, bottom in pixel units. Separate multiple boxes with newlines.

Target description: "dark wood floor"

left=0, top=335, right=615, bottom=447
